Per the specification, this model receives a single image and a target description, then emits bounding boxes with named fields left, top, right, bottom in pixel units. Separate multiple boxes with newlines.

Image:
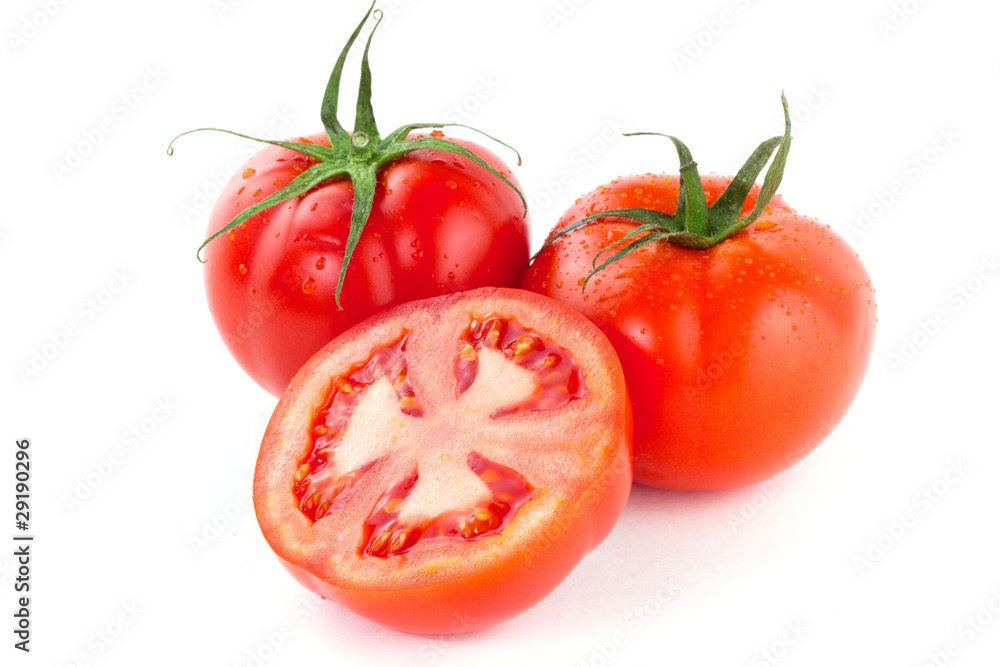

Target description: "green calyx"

left=536, top=93, right=792, bottom=292
left=167, top=1, right=526, bottom=309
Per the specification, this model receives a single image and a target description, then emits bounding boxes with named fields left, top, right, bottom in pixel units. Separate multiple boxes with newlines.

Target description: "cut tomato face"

left=253, top=287, right=632, bottom=634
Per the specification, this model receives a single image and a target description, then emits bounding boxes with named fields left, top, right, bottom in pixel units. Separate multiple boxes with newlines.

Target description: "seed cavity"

left=454, top=315, right=588, bottom=417
left=292, top=333, right=423, bottom=523
left=361, top=453, right=533, bottom=559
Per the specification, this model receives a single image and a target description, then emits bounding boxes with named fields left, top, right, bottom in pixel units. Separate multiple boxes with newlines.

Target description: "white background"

left=3, top=0, right=999, bottom=665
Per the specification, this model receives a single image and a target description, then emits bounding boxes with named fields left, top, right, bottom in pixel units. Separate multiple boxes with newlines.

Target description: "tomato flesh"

left=361, top=453, right=534, bottom=558
left=253, top=287, right=632, bottom=633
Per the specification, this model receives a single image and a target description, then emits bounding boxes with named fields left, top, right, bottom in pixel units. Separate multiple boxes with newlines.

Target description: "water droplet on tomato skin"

left=302, top=277, right=316, bottom=295
left=445, top=181, right=458, bottom=190
left=766, top=292, right=776, bottom=301
left=242, top=168, right=255, bottom=178
left=238, top=263, right=248, bottom=275
left=316, top=257, right=326, bottom=270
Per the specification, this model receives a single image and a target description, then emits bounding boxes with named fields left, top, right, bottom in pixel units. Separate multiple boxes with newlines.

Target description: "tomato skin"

left=253, top=287, right=632, bottom=633
left=273, top=434, right=632, bottom=634
left=523, top=174, right=877, bottom=490
left=204, top=132, right=529, bottom=397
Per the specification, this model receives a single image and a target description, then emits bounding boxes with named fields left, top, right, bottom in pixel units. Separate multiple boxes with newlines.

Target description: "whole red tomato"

left=172, top=3, right=528, bottom=396
left=523, top=98, right=877, bottom=489
left=203, top=131, right=528, bottom=396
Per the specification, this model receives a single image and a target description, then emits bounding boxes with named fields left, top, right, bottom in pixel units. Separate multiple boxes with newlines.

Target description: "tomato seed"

left=389, top=531, right=409, bottom=554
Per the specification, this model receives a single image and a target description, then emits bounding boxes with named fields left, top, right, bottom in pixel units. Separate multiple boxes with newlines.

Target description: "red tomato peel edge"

left=253, top=287, right=633, bottom=633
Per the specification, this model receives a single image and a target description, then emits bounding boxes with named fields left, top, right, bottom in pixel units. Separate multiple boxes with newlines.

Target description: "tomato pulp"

left=253, top=287, right=632, bottom=632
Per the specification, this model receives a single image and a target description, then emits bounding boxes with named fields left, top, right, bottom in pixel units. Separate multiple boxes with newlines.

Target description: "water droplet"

left=385, top=188, right=393, bottom=196
left=242, top=168, right=255, bottom=178
left=445, top=181, right=457, bottom=190
left=302, top=277, right=316, bottom=295
left=754, top=220, right=777, bottom=231
left=448, top=272, right=455, bottom=279
left=238, top=263, right=248, bottom=275
left=766, top=292, right=776, bottom=301
left=315, top=257, right=326, bottom=270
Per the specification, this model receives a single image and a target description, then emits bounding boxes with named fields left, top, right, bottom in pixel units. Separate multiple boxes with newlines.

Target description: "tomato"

left=172, top=3, right=529, bottom=396
left=203, top=132, right=528, bottom=396
left=523, top=99, right=877, bottom=489
left=253, top=287, right=632, bottom=633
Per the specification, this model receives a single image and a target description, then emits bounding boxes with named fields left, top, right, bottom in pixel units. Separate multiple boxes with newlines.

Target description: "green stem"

left=168, top=1, right=526, bottom=311
left=534, top=94, right=793, bottom=293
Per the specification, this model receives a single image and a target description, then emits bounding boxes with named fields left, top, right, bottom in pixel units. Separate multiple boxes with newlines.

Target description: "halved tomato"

left=253, top=287, right=632, bottom=633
